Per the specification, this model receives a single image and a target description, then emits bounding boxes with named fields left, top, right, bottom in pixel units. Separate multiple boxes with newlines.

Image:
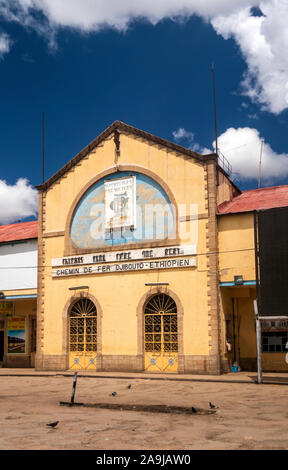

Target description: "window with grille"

left=144, top=294, right=178, bottom=353
left=262, top=332, right=288, bottom=353
left=69, top=298, right=97, bottom=352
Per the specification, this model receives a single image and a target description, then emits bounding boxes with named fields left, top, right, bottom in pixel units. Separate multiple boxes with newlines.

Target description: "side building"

left=0, top=221, right=38, bottom=367
left=218, top=185, right=288, bottom=372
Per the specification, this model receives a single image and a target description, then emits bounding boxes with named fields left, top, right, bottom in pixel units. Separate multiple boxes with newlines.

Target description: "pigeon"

left=110, top=392, right=117, bottom=397
left=209, top=402, right=218, bottom=409
left=191, top=407, right=197, bottom=414
left=46, top=421, right=59, bottom=428
left=127, top=384, right=132, bottom=389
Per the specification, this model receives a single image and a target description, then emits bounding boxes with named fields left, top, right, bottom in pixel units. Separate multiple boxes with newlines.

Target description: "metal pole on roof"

left=258, top=138, right=264, bottom=189
left=42, top=112, right=45, bottom=184
left=212, top=63, right=218, bottom=156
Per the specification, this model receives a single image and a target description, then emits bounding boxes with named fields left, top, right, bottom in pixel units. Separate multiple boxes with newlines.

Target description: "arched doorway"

left=68, top=298, right=98, bottom=370
left=144, top=293, right=178, bottom=373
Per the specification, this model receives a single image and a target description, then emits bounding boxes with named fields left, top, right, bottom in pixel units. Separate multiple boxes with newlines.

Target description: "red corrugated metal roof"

left=0, top=220, right=38, bottom=243
left=218, top=185, right=288, bottom=215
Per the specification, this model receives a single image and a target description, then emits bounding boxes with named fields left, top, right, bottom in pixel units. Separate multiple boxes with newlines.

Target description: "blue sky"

left=0, top=1, right=288, bottom=223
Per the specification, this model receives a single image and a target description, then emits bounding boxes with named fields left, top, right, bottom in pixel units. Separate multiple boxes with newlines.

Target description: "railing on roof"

left=217, top=150, right=232, bottom=176
left=217, top=150, right=242, bottom=188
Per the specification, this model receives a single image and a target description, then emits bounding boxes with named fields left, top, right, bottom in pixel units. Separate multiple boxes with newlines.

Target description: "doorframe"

left=137, top=287, right=184, bottom=373
left=62, top=292, right=103, bottom=370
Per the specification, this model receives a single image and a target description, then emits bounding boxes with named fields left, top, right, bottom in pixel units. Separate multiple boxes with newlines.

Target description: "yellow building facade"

left=35, top=121, right=242, bottom=374
left=34, top=121, right=288, bottom=374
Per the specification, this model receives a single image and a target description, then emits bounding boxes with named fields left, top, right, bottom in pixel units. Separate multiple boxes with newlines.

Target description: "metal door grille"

left=69, top=299, right=97, bottom=352
left=144, top=294, right=178, bottom=353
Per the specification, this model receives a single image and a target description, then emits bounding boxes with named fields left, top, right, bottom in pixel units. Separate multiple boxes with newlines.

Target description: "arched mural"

left=70, top=171, right=176, bottom=249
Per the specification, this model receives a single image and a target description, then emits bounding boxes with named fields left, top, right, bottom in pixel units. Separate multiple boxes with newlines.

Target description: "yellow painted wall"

left=40, top=132, right=213, bottom=366
left=218, top=212, right=255, bottom=283
left=217, top=170, right=240, bottom=206
left=42, top=265, right=209, bottom=356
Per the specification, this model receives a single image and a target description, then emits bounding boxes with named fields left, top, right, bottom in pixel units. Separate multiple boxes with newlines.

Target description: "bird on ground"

left=127, top=384, right=132, bottom=389
left=209, top=402, right=218, bottom=409
left=191, top=407, right=197, bottom=414
left=110, top=392, right=117, bottom=396
left=46, top=421, right=59, bottom=428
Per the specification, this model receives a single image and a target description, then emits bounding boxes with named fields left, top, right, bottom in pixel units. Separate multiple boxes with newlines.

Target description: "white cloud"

left=0, top=1, right=256, bottom=31
left=173, top=127, right=194, bottom=143
left=0, top=32, right=11, bottom=57
left=0, top=178, right=38, bottom=224
left=172, top=127, right=211, bottom=153
left=1, top=1, right=288, bottom=114
left=0, top=1, right=56, bottom=49
left=173, top=125, right=288, bottom=183
left=216, top=127, right=288, bottom=182
left=212, top=0, right=288, bottom=114
left=248, top=113, right=259, bottom=120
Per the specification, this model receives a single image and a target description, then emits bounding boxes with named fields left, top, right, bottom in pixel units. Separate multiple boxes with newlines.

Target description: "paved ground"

left=1, top=370, right=288, bottom=450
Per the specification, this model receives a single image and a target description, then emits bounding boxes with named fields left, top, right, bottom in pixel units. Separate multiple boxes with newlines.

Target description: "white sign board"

left=104, top=176, right=136, bottom=230
left=0, top=240, right=37, bottom=290
left=52, top=245, right=196, bottom=267
left=52, top=257, right=196, bottom=277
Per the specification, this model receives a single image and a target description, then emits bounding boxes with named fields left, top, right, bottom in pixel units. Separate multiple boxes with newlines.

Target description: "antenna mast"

left=42, top=112, right=45, bottom=184
left=212, top=63, right=218, bottom=156
left=258, top=138, right=264, bottom=189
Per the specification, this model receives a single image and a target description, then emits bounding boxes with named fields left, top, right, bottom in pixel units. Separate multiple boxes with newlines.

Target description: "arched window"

left=69, top=298, right=97, bottom=354
left=144, top=294, right=178, bottom=354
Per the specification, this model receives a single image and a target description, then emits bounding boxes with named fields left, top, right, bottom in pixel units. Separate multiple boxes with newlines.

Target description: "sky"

left=0, top=0, right=288, bottom=224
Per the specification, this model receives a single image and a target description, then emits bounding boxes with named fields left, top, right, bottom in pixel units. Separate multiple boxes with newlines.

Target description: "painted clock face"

left=70, top=171, right=175, bottom=249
